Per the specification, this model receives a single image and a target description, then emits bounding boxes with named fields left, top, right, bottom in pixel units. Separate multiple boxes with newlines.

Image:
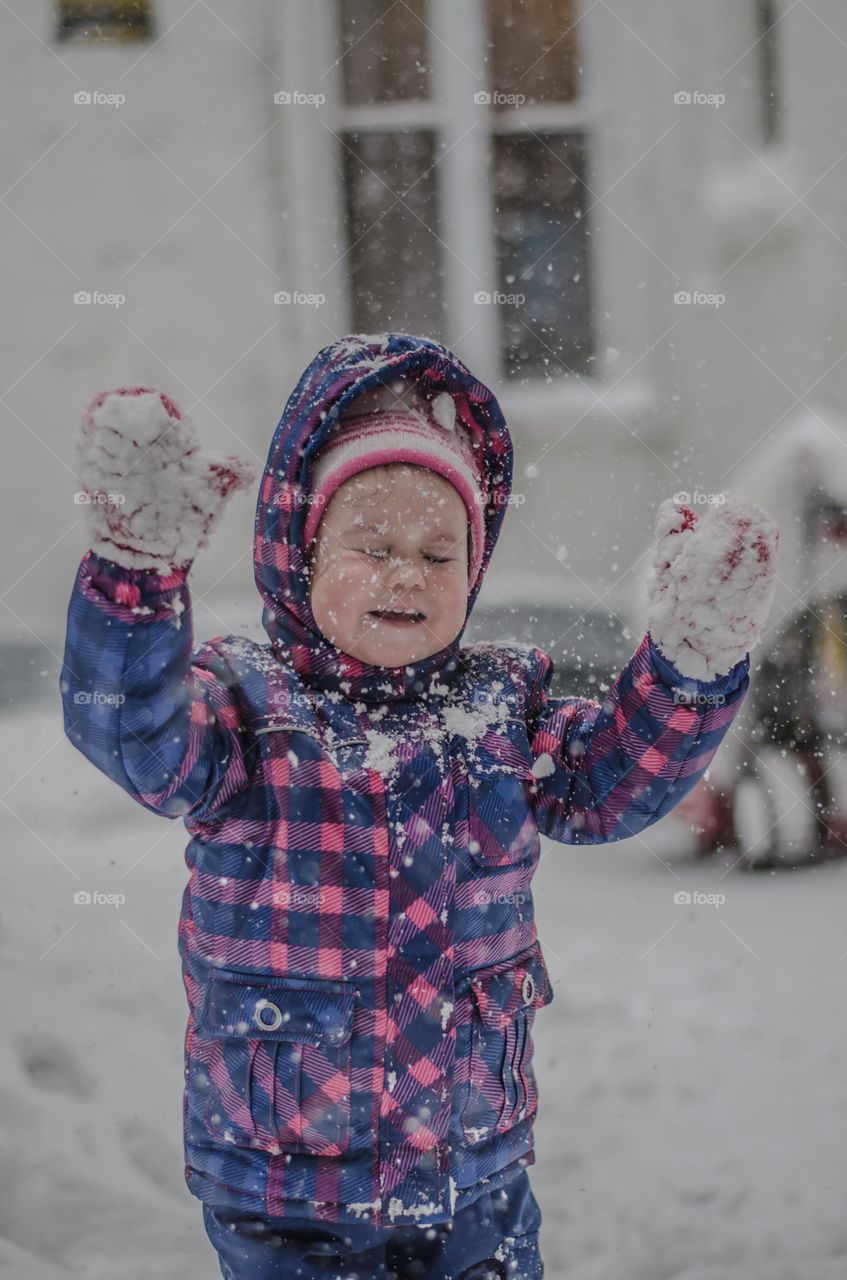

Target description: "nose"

left=384, top=554, right=426, bottom=591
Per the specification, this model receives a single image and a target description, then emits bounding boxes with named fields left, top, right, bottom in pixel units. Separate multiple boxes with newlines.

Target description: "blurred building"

left=1, top=0, right=845, bottom=692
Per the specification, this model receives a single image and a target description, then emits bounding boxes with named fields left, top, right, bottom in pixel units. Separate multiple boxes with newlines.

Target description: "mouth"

left=367, top=608, right=426, bottom=626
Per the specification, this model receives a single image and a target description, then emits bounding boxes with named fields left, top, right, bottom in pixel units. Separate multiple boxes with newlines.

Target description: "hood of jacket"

left=254, top=333, right=513, bottom=703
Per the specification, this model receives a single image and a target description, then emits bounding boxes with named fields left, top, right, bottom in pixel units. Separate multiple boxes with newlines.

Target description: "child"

left=61, top=333, right=779, bottom=1279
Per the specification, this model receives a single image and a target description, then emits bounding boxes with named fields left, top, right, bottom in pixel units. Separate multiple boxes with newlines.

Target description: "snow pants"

left=202, top=1168, right=543, bottom=1279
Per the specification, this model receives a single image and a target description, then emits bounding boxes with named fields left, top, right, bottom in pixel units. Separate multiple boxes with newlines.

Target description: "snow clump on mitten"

left=76, top=386, right=256, bottom=573
left=646, top=492, right=780, bottom=681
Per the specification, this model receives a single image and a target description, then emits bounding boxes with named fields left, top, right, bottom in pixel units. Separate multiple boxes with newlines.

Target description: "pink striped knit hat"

left=303, top=388, right=488, bottom=584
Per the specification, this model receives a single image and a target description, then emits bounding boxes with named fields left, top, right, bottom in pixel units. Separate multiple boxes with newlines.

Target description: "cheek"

left=314, top=554, right=379, bottom=599
left=434, top=571, right=469, bottom=620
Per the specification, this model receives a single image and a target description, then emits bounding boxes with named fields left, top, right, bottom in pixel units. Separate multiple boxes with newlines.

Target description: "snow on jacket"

left=60, top=333, right=751, bottom=1228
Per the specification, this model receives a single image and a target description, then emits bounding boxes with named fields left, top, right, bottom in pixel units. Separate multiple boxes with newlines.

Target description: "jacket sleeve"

left=524, top=631, right=750, bottom=844
left=60, top=550, right=258, bottom=822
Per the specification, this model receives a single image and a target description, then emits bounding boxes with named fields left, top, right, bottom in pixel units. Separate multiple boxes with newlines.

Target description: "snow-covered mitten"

left=76, top=386, right=257, bottom=573
left=645, top=492, right=780, bottom=681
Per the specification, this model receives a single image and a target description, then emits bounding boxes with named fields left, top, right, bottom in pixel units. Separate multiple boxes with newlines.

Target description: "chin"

left=356, top=647, right=432, bottom=667
left=337, top=615, right=460, bottom=667
left=352, top=637, right=444, bottom=667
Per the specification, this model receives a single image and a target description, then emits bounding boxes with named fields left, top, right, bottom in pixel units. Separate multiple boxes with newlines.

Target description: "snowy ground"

left=3, top=698, right=847, bottom=1279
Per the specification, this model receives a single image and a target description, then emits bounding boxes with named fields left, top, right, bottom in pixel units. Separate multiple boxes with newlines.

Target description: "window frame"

left=319, top=0, right=607, bottom=391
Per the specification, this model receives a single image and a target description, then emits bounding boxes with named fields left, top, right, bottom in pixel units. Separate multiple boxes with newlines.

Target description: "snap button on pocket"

left=459, top=944, right=554, bottom=1145
left=196, top=970, right=356, bottom=1156
left=254, top=999, right=283, bottom=1031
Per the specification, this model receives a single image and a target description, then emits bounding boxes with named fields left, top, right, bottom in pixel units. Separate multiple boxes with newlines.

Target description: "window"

left=342, top=130, right=445, bottom=339
left=492, top=130, right=592, bottom=380
left=337, top=1, right=446, bottom=340
left=339, top=0, right=432, bottom=104
left=56, top=1, right=154, bottom=43
left=755, top=0, right=781, bottom=146
left=335, top=0, right=596, bottom=383
left=487, top=0, right=579, bottom=108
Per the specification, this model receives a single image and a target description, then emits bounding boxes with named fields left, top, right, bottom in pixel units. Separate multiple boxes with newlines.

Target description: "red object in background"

left=674, top=779, right=735, bottom=854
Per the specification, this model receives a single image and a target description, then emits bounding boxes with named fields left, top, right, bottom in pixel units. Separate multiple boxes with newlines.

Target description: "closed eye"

left=357, top=549, right=453, bottom=565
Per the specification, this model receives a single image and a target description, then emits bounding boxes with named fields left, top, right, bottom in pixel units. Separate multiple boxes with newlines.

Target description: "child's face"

left=309, top=463, right=470, bottom=668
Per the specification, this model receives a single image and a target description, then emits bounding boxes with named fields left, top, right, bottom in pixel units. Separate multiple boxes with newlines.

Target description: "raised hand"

left=645, top=493, right=780, bottom=681
left=76, top=386, right=257, bottom=573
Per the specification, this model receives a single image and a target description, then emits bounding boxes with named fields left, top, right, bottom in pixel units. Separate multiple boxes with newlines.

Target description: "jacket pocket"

left=459, top=943, right=553, bottom=1145
left=464, top=718, right=541, bottom=867
left=194, top=969, right=356, bottom=1156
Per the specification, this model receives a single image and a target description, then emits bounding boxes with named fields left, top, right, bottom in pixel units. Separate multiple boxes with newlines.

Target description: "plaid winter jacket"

left=61, top=333, right=750, bottom=1228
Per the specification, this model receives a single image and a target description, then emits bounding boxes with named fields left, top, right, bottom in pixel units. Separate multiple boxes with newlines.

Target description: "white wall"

left=0, top=0, right=311, bottom=652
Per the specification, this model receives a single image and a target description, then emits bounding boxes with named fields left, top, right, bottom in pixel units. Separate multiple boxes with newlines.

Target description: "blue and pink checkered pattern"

left=61, top=334, right=750, bottom=1228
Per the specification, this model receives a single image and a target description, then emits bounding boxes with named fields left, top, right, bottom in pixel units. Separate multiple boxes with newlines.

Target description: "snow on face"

left=308, top=463, right=469, bottom=668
